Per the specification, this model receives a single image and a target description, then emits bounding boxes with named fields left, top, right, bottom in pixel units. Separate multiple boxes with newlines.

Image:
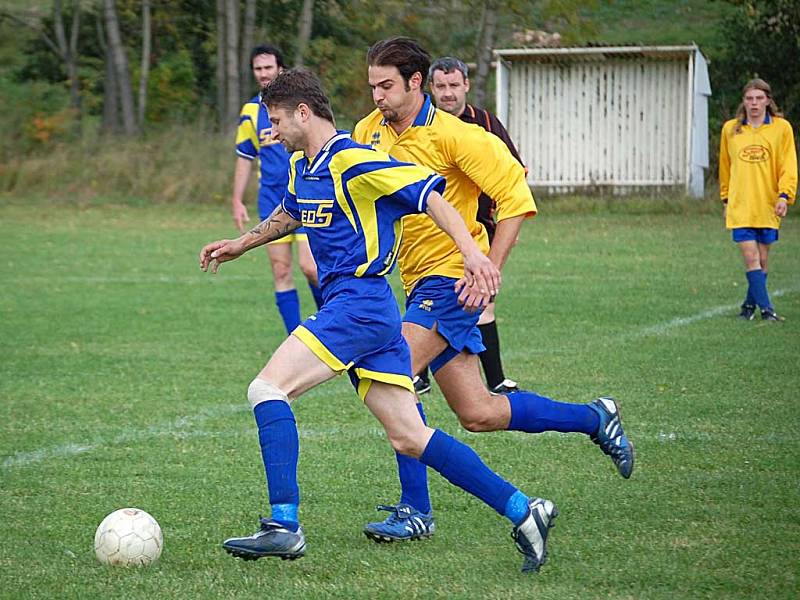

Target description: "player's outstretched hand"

left=455, top=251, right=501, bottom=312
left=199, top=239, right=245, bottom=274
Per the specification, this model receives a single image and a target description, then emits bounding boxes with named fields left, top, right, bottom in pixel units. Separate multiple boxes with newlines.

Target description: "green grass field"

left=1, top=200, right=798, bottom=599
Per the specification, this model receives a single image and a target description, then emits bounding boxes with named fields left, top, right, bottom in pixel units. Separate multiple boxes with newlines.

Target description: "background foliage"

left=0, top=0, right=798, bottom=201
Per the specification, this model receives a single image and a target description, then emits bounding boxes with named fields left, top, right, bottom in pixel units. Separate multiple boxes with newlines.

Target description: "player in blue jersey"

left=200, top=69, right=558, bottom=573
left=230, top=44, right=324, bottom=335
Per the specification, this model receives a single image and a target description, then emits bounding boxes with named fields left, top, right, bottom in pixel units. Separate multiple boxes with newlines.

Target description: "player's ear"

left=409, top=71, right=423, bottom=91
left=296, top=103, right=310, bottom=121
left=464, top=77, right=470, bottom=93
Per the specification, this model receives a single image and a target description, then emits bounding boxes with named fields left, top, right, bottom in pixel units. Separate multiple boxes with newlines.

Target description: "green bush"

left=0, top=77, right=79, bottom=162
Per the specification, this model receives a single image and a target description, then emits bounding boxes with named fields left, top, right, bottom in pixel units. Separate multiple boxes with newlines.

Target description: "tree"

left=103, top=0, right=137, bottom=135
left=1, top=1, right=82, bottom=116
left=96, top=15, right=119, bottom=134
left=137, top=0, right=151, bottom=128
left=473, top=0, right=498, bottom=108
left=294, top=0, right=314, bottom=67
left=215, top=0, right=226, bottom=128
left=240, top=0, right=256, bottom=99
left=224, top=0, right=240, bottom=127
left=716, top=0, right=800, bottom=132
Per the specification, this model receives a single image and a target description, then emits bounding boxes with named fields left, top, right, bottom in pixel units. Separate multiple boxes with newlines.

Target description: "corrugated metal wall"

left=507, top=58, right=690, bottom=193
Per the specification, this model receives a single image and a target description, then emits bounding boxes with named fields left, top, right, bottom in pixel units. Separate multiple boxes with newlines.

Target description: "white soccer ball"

left=94, top=508, right=163, bottom=566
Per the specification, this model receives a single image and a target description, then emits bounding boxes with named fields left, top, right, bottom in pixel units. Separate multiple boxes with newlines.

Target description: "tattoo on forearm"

left=248, top=206, right=300, bottom=240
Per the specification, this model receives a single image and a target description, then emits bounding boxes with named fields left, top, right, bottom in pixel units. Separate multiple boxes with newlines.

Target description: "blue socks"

left=271, top=504, right=299, bottom=531
left=395, top=403, right=431, bottom=514
left=275, top=285, right=325, bottom=334
left=308, top=282, right=325, bottom=310
left=419, top=429, right=517, bottom=517
left=275, top=289, right=301, bottom=334
left=507, top=391, right=599, bottom=435
left=746, top=269, right=772, bottom=310
left=254, top=400, right=300, bottom=531
left=504, top=490, right=532, bottom=526
left=400, top=394, right=597, bottom=520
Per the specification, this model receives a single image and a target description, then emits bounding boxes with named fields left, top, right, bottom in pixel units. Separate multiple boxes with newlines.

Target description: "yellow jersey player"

left=719, top=78, right=797, bottom=321
left=352, top=37, right=634, bottom=543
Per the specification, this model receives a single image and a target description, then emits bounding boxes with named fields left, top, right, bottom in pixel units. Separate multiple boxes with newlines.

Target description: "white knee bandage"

left=247, top=378, right=289, bottom=409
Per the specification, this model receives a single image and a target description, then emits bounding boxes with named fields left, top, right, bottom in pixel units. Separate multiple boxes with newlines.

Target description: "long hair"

left=733, top=78, right=783, bottom=133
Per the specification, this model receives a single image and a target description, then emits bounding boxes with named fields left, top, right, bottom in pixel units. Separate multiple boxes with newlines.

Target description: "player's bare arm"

left=488, top=215, right=526, bottom=271
left=425, top=191, right=500, bottom=311
left=200, top=205, right=301, bottom=274
left=231, top=157, right=254, bottom=233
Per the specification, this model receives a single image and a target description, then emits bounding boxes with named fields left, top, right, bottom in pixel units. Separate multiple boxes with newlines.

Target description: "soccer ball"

left=94, top=508, right=163, bottom=566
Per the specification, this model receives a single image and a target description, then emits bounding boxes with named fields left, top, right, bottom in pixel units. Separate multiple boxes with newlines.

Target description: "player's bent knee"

left=247, top=378, right=289, bottom=409
left=458, top=410, right=500, bottom=433
left=387, top=432, right=424, bottom=458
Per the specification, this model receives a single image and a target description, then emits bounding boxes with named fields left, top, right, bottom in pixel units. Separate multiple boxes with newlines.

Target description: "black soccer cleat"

left=222, top=518, right=306, bottom=561
left=739, top=304, right=756, bottom=320
left=761, top=308, right=785, bottom=322
left=413, top=374, right=432, bottom=395
left=489, top=378, right=520, bottom=395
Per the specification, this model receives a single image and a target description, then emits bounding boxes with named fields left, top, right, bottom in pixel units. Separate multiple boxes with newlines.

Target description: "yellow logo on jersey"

left=739, top=145, right=769, bottom=163
left=419, top=299, right=434, bottom=312
left=259, top=128, right=281, bottom=146
left=298, top=199, right=334, bottom=227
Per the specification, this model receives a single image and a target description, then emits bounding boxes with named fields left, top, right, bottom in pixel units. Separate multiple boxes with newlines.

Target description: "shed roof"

left=494, top=44, right=701, bottom=63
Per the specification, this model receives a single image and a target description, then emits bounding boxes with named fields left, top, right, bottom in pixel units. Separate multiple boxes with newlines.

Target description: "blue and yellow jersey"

left=352, top=94, right=536, bottom=293
left=719, top=114, right=797, bottom=229
left=235, top=94, right=290, bottom=216
left=281, top=133, right=446, bottom=289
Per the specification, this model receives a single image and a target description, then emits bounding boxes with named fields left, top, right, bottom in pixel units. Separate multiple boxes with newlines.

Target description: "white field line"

left=4, top=286, right=799, bottom=470
left=5, top=274, right=259, bottom=285
left=630, top=284, right=800, bottom=339
left=1, top=404, right=385, bottom=469
left=2, top=404, right=244, bottom=468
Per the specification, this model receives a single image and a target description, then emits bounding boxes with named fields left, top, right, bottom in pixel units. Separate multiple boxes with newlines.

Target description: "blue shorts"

left=732, top=228, right=779, bottom=244
left=404, top=276, right=484, bottom=374
left=293, top=276, right=414, bottom=400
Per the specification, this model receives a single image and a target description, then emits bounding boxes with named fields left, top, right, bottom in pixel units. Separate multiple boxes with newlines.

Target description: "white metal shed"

left=494, top=45, right=711, bottom=197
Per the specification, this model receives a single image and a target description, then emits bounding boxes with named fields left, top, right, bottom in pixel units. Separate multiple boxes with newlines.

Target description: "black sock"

left=417, top=366, right=430, bottom=384
left=478, top=321, right=505, bottom=389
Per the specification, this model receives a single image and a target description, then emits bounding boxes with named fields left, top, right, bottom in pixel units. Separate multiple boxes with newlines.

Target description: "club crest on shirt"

left=739, top=145, right=769, bottom=163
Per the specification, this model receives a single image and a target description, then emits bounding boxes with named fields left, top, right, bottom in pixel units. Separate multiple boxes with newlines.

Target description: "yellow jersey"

left=719, top=115, right=797, bottom=229
left=353, top=94, right=536, bottom=293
